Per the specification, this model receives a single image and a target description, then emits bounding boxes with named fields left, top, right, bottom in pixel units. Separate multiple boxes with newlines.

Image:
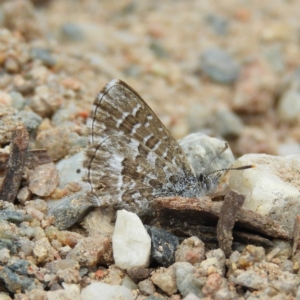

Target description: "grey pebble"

left=15, top=111, right=42, bottom=134
left=205, top=14, right=229, bottom=36
left=10, top=91, right=26, bottom=111
left=211, top=108, right=244, bottom=138
left=30, top=47, right=56, bottom=67
left=174, top=262, right=205, bottom=298
left=7, top=259, right=29, bottom=275
left=61, top=23, right=85, bottom=41
left=0, top=266, right=34, bottom=293
left=200, top=48, right=240, bottom=84
left=47, top=193, right=92, bottom=230
left=0, top=210, right=32, bottom=223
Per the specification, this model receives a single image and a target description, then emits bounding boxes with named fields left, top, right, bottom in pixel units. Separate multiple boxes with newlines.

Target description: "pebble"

left=179, top=133, right=235, bottom=195
left=66, top=235, right=110, bottom=267
left=0, top=266, right=35, bottom=293
left=205, top=14, right=229, bottom=36
left=46, top=259, right=80, bottom=284
left=30, top=47, right=56, bottom=67
left=9, top=91, right=26, bottom=111
left=200, top=48, right=240, bottom=84
left=175, top=236, right=205, bottom=265
left=173, top=262, right=205, bottom=298
left=81, top=282, right=134, bottom=300
left=138, top=279, right=156, bottom=296
left=60, top=23, right=85, bottom=41
left=112, top=210, right=151, bottom=269
left=28, top=163, right=59, bottom=197
left=15, top=111, right=42, bottom=134
left=229, top=153, right=300, bottom=235
left=82, top=208, right=114, bottom=237
left=211, top=108, right=244, bottom=138
left=55, top=151, right=85, bottom=189
left=127, top=267, right=151, bottom=282
left=232, top=59, right=277, bottom=114
left=47, top=193, right=92, bottom=230
left=151, top=266, right=177, bottom=296
left=33, top=237, right=54, bottom=263
left=277, top=89, right=300, bottom=123
left=146, top=226, right=179, bottom=267
left=36, top=127, right=72, bottom=161
left=0, top=210, right=32, bottom=223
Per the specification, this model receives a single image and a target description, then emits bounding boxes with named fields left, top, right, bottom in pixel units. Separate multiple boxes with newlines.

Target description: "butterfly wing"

left=83, top=79, right=201, bottom=215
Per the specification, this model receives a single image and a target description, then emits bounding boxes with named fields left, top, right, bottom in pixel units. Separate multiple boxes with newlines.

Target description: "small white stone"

left=81, top=282, right=134, bottom=300
left=112, top=209, right=151, bottom=269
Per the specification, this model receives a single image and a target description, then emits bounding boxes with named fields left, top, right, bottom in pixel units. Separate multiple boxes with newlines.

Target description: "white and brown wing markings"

left=84, top=79, right=197, bottom=211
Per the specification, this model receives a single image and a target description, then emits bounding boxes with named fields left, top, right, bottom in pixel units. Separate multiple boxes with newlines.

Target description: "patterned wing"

left=83, top=79, right=201, bottom=215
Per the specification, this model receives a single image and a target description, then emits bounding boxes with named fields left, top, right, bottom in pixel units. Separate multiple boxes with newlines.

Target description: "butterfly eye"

left=198, top=173, right=204, bottom=183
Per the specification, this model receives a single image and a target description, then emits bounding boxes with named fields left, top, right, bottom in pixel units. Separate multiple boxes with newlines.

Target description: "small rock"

left=205, top=14, right=229, bottom=36
left=10, top=91, right=26, bottom=111
left=28, top=163, right=59, bottom=197
left=36, top=127, right=71, bottom=161
left=0, top=210, right=32, bottom=223
left=138, top=279, right=156, bottom=296
left=82, top=208, right=114, bottom=237
left=231, top=269, right=268, bottom=289
left=4, top=57, right=19, bottom=73
left=182, top=293, right=201, bottom=300
left=229, top=153, right=300, bottom=235
left=7, top=259, right=29, bottom=275
left=56, top=151, right=85, bottom=189
left=47, top=289, right=81, bottom=300
left=201, top=273, right=223, bottom=296
left=17, top=187, right=32, bottom=204
left=47, top=193, right=92, bottom=230
left=66, top=235, right=110, bottom=267
left=112, top=210, right=151, bottom=269
left=15, top=111, right=42, bottom=134
left=46, top=259, right=80, bottom=284
left=121, top=275, right=138, bottom=290
left=33, top=237, right=54, bottom=263
left=81, top=282, right=134, bottom=300
left=232, top=59, right=277, bottom=114
left=175, top=236, right=205, bottom=265
left=205, top=249, right=226, bottom=276
left=56, top=230, right=84, bottom=248
left=146, top=226, right=179, bottom=267
left=60, top=23, right=85, bottom=41
left=277, top=89, right=300, bottom=124
left=30, top=47, right=56, bottom=67
left=127, top=267, right=151, bottom=282
left=211, top=108, right=244, bottom=138
left=0, top=267, right=35, bottom=293
left=30, top=85, right=62, bottom=118
left=0, top=248, right=10, bottom=263
left=151, top=266, right=177, bottom=296
left=27, top=289, right=47, bottom=300
left=200, top=48, right=240, bottom=84
left=173, top=262, right=205, bottom=298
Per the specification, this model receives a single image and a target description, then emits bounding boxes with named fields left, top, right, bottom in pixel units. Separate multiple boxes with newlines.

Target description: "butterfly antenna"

left=206, top=164, right=255, bottom=177
left=201, top=142, right=230, bottom=174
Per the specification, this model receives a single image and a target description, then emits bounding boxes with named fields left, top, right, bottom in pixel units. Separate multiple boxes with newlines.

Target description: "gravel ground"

left=0, top=0, right=300, bottom=299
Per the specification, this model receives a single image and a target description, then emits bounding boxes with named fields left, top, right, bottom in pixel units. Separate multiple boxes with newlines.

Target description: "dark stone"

left=200, top=48, right=240, bottom=84
left=145, top=226, right=179, bottom=267
left=127, top=267, right=150, bottom=282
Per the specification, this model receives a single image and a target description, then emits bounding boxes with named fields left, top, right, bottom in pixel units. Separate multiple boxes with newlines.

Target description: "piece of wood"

left=0, top=124, right=29, bottom=203
left=217, top=191, right=245, bottom=256
left=153, top=196, right=291, bottom=240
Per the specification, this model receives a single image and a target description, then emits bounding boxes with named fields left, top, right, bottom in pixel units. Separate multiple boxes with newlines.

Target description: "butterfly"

left=83, top=79, right=250, bottom=216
